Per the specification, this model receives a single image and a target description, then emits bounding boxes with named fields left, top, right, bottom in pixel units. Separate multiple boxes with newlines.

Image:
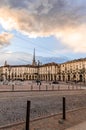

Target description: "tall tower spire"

left=4, top=60, right=7, bottom=66
left=32, top=48, right=36, bottom=66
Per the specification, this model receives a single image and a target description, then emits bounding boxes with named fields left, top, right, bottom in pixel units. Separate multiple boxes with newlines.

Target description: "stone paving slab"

left=66, top=121, right=86, bottom=130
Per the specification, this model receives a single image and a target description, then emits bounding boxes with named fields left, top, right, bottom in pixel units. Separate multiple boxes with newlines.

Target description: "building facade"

left=60, top=59, right=86, bottom=82
left=0, top=62, right=60, bottom=81
left=0, top=50, right=86, bottom=82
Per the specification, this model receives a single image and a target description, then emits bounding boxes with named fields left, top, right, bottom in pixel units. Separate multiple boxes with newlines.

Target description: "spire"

left=33, top=48, right=35, bottom=63
left=4, top=60, right=7, bottom=66
left=32, top=48, right=36, bottom=66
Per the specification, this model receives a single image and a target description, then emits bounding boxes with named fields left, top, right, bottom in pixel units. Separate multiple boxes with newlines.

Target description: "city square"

left=0, top=0, right=86, bottom=130
left=0, top=81, right=86, bottom=130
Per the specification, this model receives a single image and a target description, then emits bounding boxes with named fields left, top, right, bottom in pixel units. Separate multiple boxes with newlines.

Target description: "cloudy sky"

left=0, top=0, right=86, bottom=65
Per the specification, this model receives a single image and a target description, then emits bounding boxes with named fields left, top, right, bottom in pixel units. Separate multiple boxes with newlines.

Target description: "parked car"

left=52, top=81, right=59, bottom=84
left=36, top=80, right=41, bottom=83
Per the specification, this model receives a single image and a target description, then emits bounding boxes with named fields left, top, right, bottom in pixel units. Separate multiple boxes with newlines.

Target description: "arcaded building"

left=0, top=49, right=86, bottom=82
left=0, top=62, right=59, bottom=81
left=60, top=59, right=86, bottom=82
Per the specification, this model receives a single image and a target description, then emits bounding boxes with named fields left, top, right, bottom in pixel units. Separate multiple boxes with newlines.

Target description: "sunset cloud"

left=0, top=0, right=86, bottom=52
left=0, top=32, right=13, bottom=47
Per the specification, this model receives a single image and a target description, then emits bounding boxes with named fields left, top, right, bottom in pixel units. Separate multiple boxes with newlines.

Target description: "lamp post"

left=8, top=66, right=11, bottom=81
left=37, top=60, right=40, bottom=85
left=55, top=65, right=56, bottom=81
left=82, top=65, right=85, bottom=84
left=5, top=72, right=7, bottom=81
left=48, top=71, right=50, bottom=81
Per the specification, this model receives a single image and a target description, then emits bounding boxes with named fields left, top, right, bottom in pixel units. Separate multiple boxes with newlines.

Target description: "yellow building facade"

left=0, top=50, right=86, bottom=82
left=0, top=58, right=86, bottom=83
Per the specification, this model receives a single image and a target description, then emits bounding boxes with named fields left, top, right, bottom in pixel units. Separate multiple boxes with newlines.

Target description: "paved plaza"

left=0, top=81, right=86, bottom=129
left=0, top=80, right=85, bottom=91
left=66, top=121, right=86, bottom=130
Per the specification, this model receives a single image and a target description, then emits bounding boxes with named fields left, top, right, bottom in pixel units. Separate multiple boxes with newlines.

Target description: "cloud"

left=56, top=24, right=86, bottom=53
left=0, top=0, right=86, bottom=52
left=0, top=51, right=69, bottom=66
left=0, top=51, right=32, bottom=66
left=0, top=32, right=13, bottom=47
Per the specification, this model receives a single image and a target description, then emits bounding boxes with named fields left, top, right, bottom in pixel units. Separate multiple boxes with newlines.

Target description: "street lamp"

left=37, top=60, right=40, bottom=85
left=5, top=72, right=7, bottom=80
left=48, top=71, right=50, bottom=81
left=82, top=65, right=85, bottom=84
left=8, top=66, right=11, bottom=81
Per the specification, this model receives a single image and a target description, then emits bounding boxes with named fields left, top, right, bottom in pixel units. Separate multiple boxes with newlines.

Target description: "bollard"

left=76, top=85, right=77, bottom=90
left=39, top=85, right=40, bottom=91
left=58, top=85, right=60, bottom=90
left=52, top=85, right=54, bottom=91
left=12, top=84, right=14, bottom=91
left=80, top=85, right=81, bottom=89
left=26, top=101, right=31, bottom=130
left=31, top=85, right=33, bottom=91
left=46, top=85, right=48, bottom=91
left=72, top=85, right=74, bottom=90
left=63, top=97, right=66, bottom=120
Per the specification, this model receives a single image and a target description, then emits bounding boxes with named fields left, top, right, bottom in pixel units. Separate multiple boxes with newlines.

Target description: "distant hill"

left=36, top=56, right=70, bottom=64
left=0, top=52, right=71, bottom=66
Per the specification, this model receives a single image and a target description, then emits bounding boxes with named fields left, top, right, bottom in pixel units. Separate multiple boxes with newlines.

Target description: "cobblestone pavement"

left=0, top=88, right=86, bottom=127
left=0, top=108, right=86, bottom=130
